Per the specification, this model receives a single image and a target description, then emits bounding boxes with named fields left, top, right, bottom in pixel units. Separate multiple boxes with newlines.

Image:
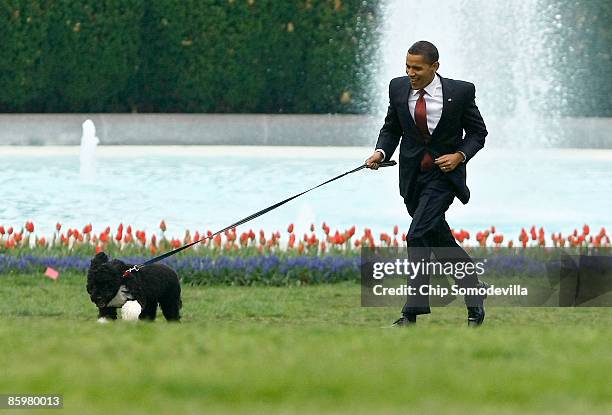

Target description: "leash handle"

left=378, top=160, right=397, bottom=168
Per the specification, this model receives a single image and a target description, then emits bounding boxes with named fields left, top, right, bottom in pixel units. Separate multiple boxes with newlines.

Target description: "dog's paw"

left=97, top=317, right=112, bottom=324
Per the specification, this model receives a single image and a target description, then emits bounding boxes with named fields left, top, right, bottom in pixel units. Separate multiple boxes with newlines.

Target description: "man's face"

left=406, top=54, right=439, bottom=90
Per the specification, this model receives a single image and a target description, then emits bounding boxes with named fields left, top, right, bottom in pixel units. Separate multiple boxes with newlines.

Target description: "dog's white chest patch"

left=107, top=285, right=132, bottom=307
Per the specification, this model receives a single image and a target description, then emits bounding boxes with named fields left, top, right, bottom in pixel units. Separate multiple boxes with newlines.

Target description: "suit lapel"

left=403, top=80, right=419, bottom=134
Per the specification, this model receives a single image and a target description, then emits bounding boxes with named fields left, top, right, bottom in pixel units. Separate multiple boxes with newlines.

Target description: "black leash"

left=122, top=160, right=396, bottom=278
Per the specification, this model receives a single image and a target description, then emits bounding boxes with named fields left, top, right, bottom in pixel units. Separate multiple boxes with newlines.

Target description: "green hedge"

left=0, top=1, right=50, bottom=111
left=0, top=0, right=380, bottom=113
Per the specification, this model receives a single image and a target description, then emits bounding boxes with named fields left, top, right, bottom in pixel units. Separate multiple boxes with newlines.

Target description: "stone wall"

left=0, top=114, right=610, bottom=148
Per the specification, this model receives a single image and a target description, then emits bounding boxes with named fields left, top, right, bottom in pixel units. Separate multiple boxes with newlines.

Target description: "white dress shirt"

left=376, top=74, right=465, bottom=163
left=408, top=73, right=443, bottom=134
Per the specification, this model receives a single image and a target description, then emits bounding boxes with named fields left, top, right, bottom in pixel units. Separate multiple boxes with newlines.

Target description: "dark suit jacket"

left=375, top=75, right=487, bottom=206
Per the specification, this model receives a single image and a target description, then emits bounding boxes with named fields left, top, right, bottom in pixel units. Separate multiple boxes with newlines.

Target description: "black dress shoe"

left=467, top=306, right=485, bottom=327
left=391, top=314, right=416, bottom=327
left=466, top=281, right=488, bottom=327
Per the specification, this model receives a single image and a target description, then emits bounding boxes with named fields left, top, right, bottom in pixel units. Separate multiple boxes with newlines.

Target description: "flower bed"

left=0, top=221, right=609, bottom=285
left=1, top=221, right=609, bottom=258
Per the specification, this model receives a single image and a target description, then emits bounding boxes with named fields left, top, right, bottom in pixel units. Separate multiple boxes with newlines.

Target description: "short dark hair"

left=408, top=41, right=439, bottom=64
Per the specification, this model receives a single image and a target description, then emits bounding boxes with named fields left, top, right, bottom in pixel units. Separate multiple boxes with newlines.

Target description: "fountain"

left=376, top=0, right=565, bottom=147
left=79, top=119, right=100, bottom=179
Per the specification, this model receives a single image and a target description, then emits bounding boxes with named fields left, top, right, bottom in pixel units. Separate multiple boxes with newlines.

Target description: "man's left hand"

left=434, top=153, right=463, bottom=173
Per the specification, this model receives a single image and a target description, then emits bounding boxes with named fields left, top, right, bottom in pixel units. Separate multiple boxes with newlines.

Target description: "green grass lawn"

left=1, top=273, right=611, bottom=415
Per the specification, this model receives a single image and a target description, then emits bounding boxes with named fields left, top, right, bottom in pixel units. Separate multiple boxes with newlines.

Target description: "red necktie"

left=414, top=89, right=433, bottom=171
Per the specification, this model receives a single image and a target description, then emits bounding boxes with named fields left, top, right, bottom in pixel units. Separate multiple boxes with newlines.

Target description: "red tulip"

left=7, top=227, right=13, bottom=235
left=287, top=223, right=294, bottom=233
left=160, top=220, right=167, bottom=232
left=25, top=221, right=34, bottom=233
left=83, top=224, right=92, bottom=234
left=393, top=225, right=399, bottom=235
left=583, top=224, right=590, bottom=236
left=0, top=226, right=4, bottom=235
left=310, top=223, right=315, bottom=232
left=229, top=231, right=237, bottom=242
left=322, top=222, right=330, bottom=235
left=338, top=232, right=346, bottom=245
left=347, top=226, right=356, bottom=238
left=368, top=235, right=375, bottom=248
left=519, top=229, right=528, bottom=242
left=493, top=235, right=503, bottom=244
left=312, top=234, right=320, bottom=246
left=56, top=222, right=62, bottom=232
left=240, top=232, right=248, bottom=245
left=288, top=234, right=296, bottom=248
left=454, top=231, right=464, bottom=243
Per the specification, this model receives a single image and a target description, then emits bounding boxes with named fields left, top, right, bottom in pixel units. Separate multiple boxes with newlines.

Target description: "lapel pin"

left=447, top=98, right=452, bottom=102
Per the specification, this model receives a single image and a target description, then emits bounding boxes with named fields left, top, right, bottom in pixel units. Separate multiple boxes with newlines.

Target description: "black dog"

left=86, top=252, right=182, bottom=322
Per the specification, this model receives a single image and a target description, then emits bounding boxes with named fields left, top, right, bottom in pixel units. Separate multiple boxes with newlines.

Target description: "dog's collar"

left=122, top=265, right=141, bottom=278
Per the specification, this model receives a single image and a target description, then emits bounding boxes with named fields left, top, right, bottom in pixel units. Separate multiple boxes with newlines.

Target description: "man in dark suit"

left=366, top=41, right=488, bottom=327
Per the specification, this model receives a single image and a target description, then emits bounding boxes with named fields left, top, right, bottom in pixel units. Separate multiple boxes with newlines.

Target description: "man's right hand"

left=365, top=151, right=384, bottom=169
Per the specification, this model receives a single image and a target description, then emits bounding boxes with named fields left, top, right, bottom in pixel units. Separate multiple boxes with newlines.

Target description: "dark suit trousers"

left=402, top=168, right=480, bottom=316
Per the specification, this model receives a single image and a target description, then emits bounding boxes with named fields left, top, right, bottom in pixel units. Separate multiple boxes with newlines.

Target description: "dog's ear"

left=91, top=251, right=109, bottom=267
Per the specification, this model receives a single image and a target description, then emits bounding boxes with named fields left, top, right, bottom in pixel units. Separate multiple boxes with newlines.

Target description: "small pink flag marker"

left=44, top=267, right=59, bottom=280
